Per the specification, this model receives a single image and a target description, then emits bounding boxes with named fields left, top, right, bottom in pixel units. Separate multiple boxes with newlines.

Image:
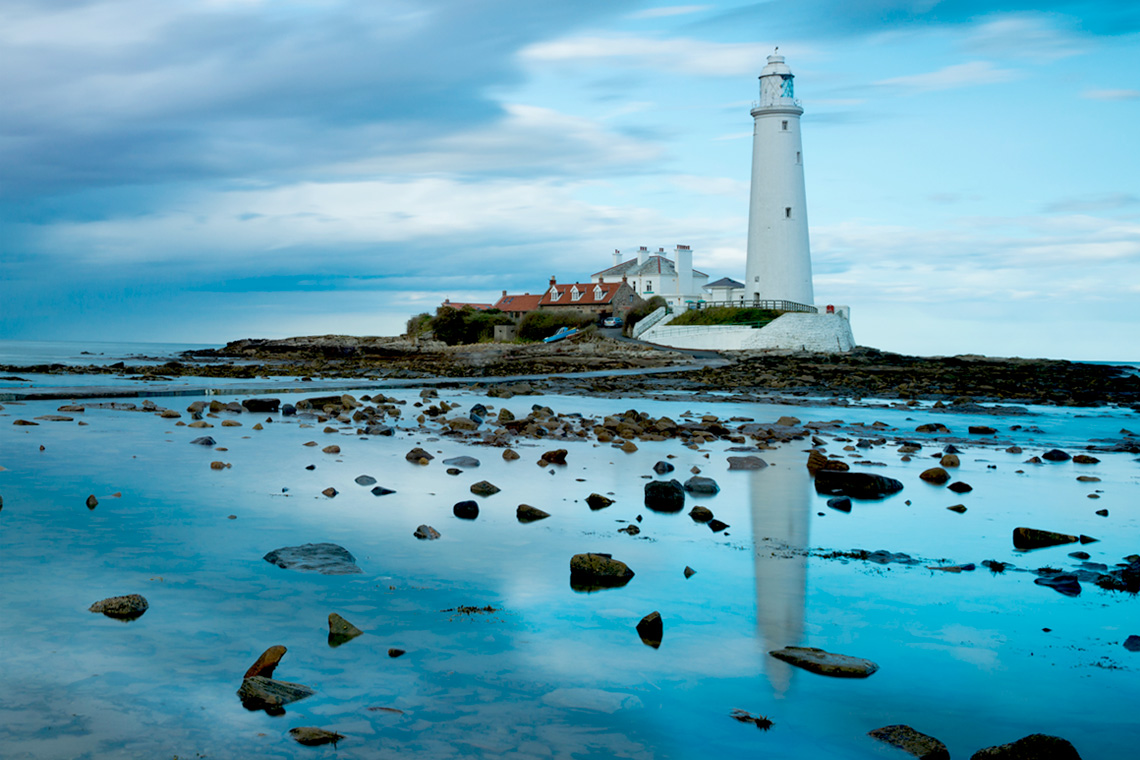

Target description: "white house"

left=590, top=245, right=709, bottom=309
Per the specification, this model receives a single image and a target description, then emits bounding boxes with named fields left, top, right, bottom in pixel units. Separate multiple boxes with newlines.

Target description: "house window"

left=781, top=120, right=788, bottom=130
left=785, top=207, right=792, bottom=219
left=571, top=287, right=581, bottom=301
left=594, top=286, right=603, bottom=300
left=550, top=287, right=560, bottom=301
left=644, top=281, right=653, bottom=293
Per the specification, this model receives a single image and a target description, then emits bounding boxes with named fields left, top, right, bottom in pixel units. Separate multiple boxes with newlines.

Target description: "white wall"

left=641, top=311, right=855, bottom=353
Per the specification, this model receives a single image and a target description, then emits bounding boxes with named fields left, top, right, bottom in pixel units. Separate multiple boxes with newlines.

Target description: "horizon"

left=2, top=2, right=1137, bottom=362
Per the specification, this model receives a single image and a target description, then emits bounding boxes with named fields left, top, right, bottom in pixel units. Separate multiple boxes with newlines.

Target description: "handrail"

left=685, top=299, right=817, bottom=314
left=631, top=305, right=670, bottom=339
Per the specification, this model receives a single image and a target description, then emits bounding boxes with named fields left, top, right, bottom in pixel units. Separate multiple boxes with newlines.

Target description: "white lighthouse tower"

left=744, top=53, right=814, bottom=306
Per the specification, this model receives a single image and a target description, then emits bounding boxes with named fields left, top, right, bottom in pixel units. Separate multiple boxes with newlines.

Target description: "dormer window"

left=593, top=286, right=603, bottom=300
left=550, top=287, right=560, bottom=301
left=571, top=286, right=581, bottom=301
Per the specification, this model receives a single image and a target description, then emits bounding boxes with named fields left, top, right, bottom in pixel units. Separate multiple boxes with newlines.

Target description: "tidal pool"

left=1, top=388, right=1137, bottom=759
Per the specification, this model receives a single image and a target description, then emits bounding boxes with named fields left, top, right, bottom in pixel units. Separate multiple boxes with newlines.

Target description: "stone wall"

left=640, top=310, right=855, bottom=353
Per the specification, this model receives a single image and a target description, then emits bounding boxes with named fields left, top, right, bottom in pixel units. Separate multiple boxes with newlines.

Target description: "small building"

left=538, top=276, right=644, bottom=318
left=440, top=298, right=493, bottom=311
left=492, top=291, right=543, bottom=320
left=703, top=277, right=746, bottom=304
left=590, top=245, right=709, bottom=309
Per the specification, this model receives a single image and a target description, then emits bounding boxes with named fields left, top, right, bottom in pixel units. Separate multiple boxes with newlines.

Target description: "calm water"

left=0, top=339, right=216, bottom=366
left=1, top=383, right=1138, bottom=758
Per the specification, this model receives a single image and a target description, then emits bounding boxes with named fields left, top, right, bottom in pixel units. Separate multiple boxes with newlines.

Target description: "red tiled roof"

left=539, top=282, right=625, bottom=307
left=441, top=301, right=493, bottom=311
left=494, top=293, right=543, bottom=312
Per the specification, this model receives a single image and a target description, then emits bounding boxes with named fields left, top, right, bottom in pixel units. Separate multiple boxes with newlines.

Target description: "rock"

left=447, top=416, right=479, bottom=431
left=1123, top=635, right=1140, bottom=652
left=12, top=419, right=38, bottom=426
left=968, top=426, right=996, bottom=435
left=1012, top=527, right=1078, bottom=551
left=915, top=423, right=950, bottom=434
left=503, top=449, right=520, bottom=461
left=1042, top=449, right=1071, bottom=462
left=683, top=476, right=720, bottom=494
left=187, top=421, right=212, bottom=428
left=919, top=467, right=950, bottom=485
left=1077, top=475, right=1101, bottom=482
left=86, top=494, right=99, bottom=509
left=354, top=475, right=377, bottom=486
left=586, top=493, right=614, bottom=510
left=406, top=447, right=434, bottom=462
left=328, top=613, right=364, bottom=646
left=644, top=479, right=685, bottom=512
left=827, top=496, right=852, bottom=512
left=939, top=454, right=960, bottom=467
left=943, top=444, right=961, bottom=454
left=653, top=461, right=675, bottom=474
left=570, top=553, right=635, bottom=591
left=689, top=506, right=714, bottom=522
left=806, top=450, right=827, bottom=471
left=618, top=524, right=640, bottom=535
left=282, top=404, right=296, bottom=416
left=947, top=481, right=973, bottom=493
left=469, top=480, right=500, bottom=497
left=813, top=470, right=904, bottom=500
left=414, top=524, right=441, bottom=540
left=517, top=504, right=550, bottom=522
left=88, top=594, right=148, bottom=620
left=237, top=676, right=315, bottom=710
left=1035, top=574, right=1081, bottom=596
left=244, top=645, right=287, bottom=679
left=768, top=646, right=878, bottom=677
left=1072, top=454, right=1099, bottom=464
left=621, top=441, right=638, bottom=453
left=363, top=424, right=394, bottom=436
left=727, top=455, right=768, bottom=470
left=969, top=733, right=1082, bottom=760
left=263, top=543, right=362, bottom=574
left=221, top=419, right=242, bottom=427
left=947, top=504, right=967, bottom=513
left=453, top=500, right=479, bottom=519
left=540, top=449, right=568, bottom=465
left=775, top=416, right=801, bottom=426
left=210, top=461, right=230, bottom=470
left=241, top=398, right=280, bottom=413
left=443, top=456, right=480, bottom=468
left=1095, top=509, right=1108, bottom=517
left=190, top=436, right=216, bottom=446
left=187, top=401, right=207, bottom=413
left=636, top=611, right=663, bottom=648
left=684, top=566, right=696, bottom=578
left=869, top=725, right=950, bottom=760
left=1078, top=534, right=1098, bottom=544
left=321, top=487, right=337, bottom=498
left=388, top=648, right=406, bottom=657
left=321, top=445, right=340, bottom=455
left=708, top=519, right=729, bottom=532
left=370, top=485, right=395, bottom=496
left=289, top=727, right=343, bottom=746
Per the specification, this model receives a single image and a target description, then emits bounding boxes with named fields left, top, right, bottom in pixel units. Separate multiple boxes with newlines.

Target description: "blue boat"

left=543, top=326, right=580, bottom=343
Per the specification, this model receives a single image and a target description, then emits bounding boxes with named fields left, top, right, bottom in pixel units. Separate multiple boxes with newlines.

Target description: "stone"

left=969, top=733, right=1082, bottom=760
left=453, top=500, right=479, bottom=519
left=915, top=423, right=950, bottom=434
left=869, top=725, right=950, bottom=760
left=241, top=398, right=280, bottom=413
left=708, top=519, right=729, bottom=532
left=469, top=480, right=500, bottom=496
left=190, top=436, right=216, bottom=446
left=370, top=485, right=395, bottom=496
left=570, top=553, right=635, bottom=591
left=406, top=447, right=434, bottom=462
left=540, top=449, right=568, bottom=465
left=768, top=646, right=879, bottom=678
left=364, top=424, right=395, bottom=436
left=12, top=419, right=38, bottom=426
left=86, top=494, right=99, bottom=509
left=88, top=594, right=148, bottom=620
left=621, top=441, right=638, bottom=453
left=1006, top=445, right=1022, bottom=454
left=517, top=504, right=550, bottom=522
left=321, top=487, right=337, bottom=498
left=1123, top=635, right=1140, bottom=652
left=1072, top=454, right=1099, bottom=464
left=775, top=416, right=801, bottom=426
left=244, top=645, right=287, bottom=679
left=727, top=455, right=768, bottom=470
left=1042, top=449, right=1071, bottom=462
left=1095, top=509, right=1108, bottom=516
left=187, top=421, right=212, bottom=428
left=689, top=506, right=714, bottom=522
left=328, top=613, right=364, bottom=646
left=210, top=461, right=230, bottom=470
left=1012, top=527, right=1078, bottom=551
left=354, top=475, right=377, bottom=486
left=644, top=479, right=685, bottom=512
left=586, top=493, right=614, bottom=510
left=221, top=419, right=242, bottom=427
left=443, top=455, right=480, bottom=468
left=322, top=445, right=341, bottom=455
left=618, top=524, right=640, bottom=535
left=653, top=461, right=675, bottom=474
left=414, top=524, right=441, bottom=540
left=968, top=426, right=997, bottom=435
left=503, top=449, right=520, bottom=461
left=683, top=476, right=720, bottom=495
left=388, top=648, right=406, bottom=657
left=813, top=470, right=904, bottom=500
left=947, top=504, right=967, bottom=513
left=636, top=611, right=663, bottom=648
left=1034, top=574, right=1081, bottom=596
left=289, top=727, right=343, bottom=746
left=683, top=566, right=696, bottom=578
left=939, top=454, right=960, bottom=467
left=263, top=543, right=362, bottom=574
left=237, top=676, right=315, bottom=710
left=919, top=467, right=950, bottom=485
left=827, top=496, right=852, bottom=512
left=947, top=481, right=973, bottom=493
left=282, top=404, right=296, bottom=416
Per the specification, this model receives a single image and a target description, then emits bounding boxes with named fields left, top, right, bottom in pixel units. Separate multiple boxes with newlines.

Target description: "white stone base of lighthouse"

left=639, top=309, right=855, bottom=353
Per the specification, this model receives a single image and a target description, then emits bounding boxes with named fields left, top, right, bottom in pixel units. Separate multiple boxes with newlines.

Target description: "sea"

left=1, top=339, right=1137, bottom=759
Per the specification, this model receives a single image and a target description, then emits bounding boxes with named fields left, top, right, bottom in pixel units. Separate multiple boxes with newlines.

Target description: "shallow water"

left=1, top=387, right=1137, bottom=759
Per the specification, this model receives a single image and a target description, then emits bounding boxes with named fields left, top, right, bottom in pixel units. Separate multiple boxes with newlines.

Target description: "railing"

left=685, top=299, right=817, bottom=314
left=631, top=305, right=670, bottom=339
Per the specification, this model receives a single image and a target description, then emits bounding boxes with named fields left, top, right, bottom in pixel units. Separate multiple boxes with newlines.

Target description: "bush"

left=623, top=295, right=667, bottom=336
left=517, top=310, right=596, bottom=342
left=428, top=306, right=515, bottom=345
left=667, top=305, right=782, bottom=327
left=405, top=312, right=432, bottom=338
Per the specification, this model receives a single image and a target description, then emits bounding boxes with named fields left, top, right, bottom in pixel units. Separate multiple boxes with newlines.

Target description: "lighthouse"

left=744, top=53, right=814, bottom=306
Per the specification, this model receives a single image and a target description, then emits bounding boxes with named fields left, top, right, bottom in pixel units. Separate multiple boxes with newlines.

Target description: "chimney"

left=599, top=276, right=604, bottom=283
left=502, top=290, right=507, bottom=298
left=613, top=249, right=621, bottom=268
left=675, top=245, right=693, bottom=298
left=637, top=246, right=648, bottom=267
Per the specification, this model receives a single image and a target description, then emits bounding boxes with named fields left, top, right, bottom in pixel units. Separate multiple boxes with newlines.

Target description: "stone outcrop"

left=570, top=553, right=634, bottom=591
left=869, top=725, right=950, bottom=760
left=813, top=470, right=903, bottom=499
left=263, top=543, right=362, bottom=574
left=768, top=646, right=879, bottom=677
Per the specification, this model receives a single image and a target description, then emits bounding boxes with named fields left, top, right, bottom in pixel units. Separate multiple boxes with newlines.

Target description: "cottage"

left=538, top=276, right=644, bottom=318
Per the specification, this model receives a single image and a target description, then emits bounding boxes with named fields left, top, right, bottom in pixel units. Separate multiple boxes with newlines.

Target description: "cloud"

left=1081, top=88, right=1140, bottom=100
left=961, top=14, right=1088, bottom=61
left=875, top=61, right=1019, bottom=93
left=1044, top=193, right=1140, bottom=213
left=520, top=35, right=779, bottom=76
left=628, top=5, right=711, bottom=19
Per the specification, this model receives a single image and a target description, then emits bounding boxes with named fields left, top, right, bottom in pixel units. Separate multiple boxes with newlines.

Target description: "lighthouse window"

left=781, top=120, right=788, bottom=130
left=785, top=207, right=792, bottom=219
left=796, top=151, right=801, bottom=164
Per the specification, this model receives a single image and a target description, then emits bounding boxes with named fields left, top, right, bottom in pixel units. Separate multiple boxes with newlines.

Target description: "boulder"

left=414, top=524, right=441, bottom=540
left=947, top=481, right=973, bottom=493
left=915, top=423, right=950, bottom=434
left=263, top=543, right=362, bottom=575
left=683, top=476, right=720, bottom=495
left=354, top=475, right=377, bottom=486
left=813, top=470, right=904, bottom=500
left=570, top=553, right=635, bottom=591
left=442, top=456, right=480, bottom=468
left=939, top=454, right=960, bottom=468
left=775, top=416, right=801, bottom=426
left=969, top=734, right=1082, bottom=760
left=1042, top=449, right=1071, bottom=462
left=919, top=467, right=950, bottom=485
left=653, top=461, right=675, bottom=474
left=517, top=504, right=550, bottom=523
left=86, top=494, right=99, bottom=509
left=708, top=519, right=729, bottom=532
left=190, top=436, right=217, bottom=446
left=237, top=676, right=315, bottom=710
left=636, top=611, right=663, bottom=648
left=827, top=497, right=852, bottom=512
left=586, top=493, right=614, bottom=510
left=289, top=727, right=343, bottom=746
left=370, top=485, right=395, bottom=496
left=968, top=426, right=997, bottom=435
left=321, top=487, right=337, bottom=498
left=684, top=566, right=696, bottom=578
left=321, top=445, right=340, bottom=454
left=241, top=398, right=280, bottom=413
left=1072, top=454, right=1099, bottom=464
left=364, top=424, right=395, bottom=436
left=453, top=500, right=479, bottom=520
left=689, top=506, right=714, bottom=522
left=540, top=449, right=568, bottom=465
left=868, top=725, right=950, bottom=760
left=244, top=645, right=287, bottom=679
left=1034, top=574, right=1081, bottom=597
left=88, top=594, right=148, bottom=620
left=768, top=646, right=878, bottom=678
left=503, top=449, right=520, bottom=461
left=405, top=447, right=434, bottom=462
left=328, top=613, right=364, bottom=647
left=644, top=479, right=685, bottom=512
left=727, top=455, right=768, bottom=470
left=1123, top=635, right=1140, bottom=652
left=469, top=480, right=500, bottom=497
left=1013, top=527, right=1078, bottom=551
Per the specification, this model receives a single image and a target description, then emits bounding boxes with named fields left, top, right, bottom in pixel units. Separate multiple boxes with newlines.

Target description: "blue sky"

left=2, top=1, right=1137, bottom=360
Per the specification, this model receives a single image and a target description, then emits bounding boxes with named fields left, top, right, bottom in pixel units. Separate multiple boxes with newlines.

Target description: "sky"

left=1, top=1, right=1138, bottom=360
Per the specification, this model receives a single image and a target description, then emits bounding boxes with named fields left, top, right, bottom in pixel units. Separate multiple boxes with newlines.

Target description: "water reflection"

left=749, top=460, right=811, bottom=696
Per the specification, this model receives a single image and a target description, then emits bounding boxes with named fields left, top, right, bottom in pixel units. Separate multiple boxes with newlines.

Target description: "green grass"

left=668, top=306, right=783, bottom=328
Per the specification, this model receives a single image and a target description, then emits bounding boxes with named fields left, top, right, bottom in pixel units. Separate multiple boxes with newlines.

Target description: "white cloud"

left=963, top=14, right=1088, bottom=62
left=627, top=5, right=711, bottom=20
left=1081, top=89, right=1140, bottom=100
left=520, top=35, right=784, bottom=77
left=875, top=61, right=1019, bottom=93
